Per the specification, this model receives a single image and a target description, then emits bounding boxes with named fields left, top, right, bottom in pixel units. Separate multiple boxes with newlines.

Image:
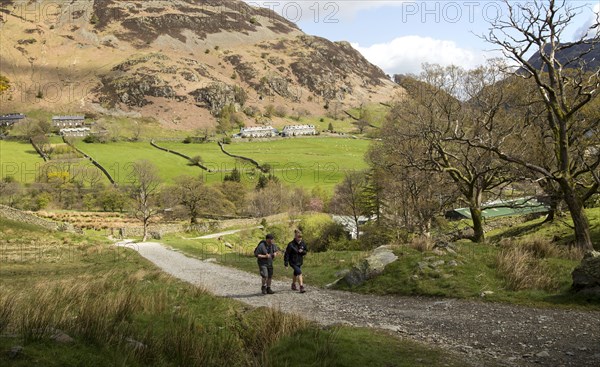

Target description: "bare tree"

left=250, top=180, right=287, bottom=217
left=476, top=0, right=600, bottom=250
left=330, top=171, right=368, bottom=238
left=369, top=139, right=457, bottom=238
left=174, top=176, right=205, bottom=224
left=0, top=178, right=22, bottom=206
left=129, top=160, right=162, bottom=241
left=173, top=176, right=235, bottom=223
left=131, top=122, right=143, bottom=142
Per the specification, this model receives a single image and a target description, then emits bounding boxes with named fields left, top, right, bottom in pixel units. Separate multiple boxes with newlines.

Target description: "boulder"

left=342, top=246, right=398, bottom=286
left=572, top=251, right=600, bottom=296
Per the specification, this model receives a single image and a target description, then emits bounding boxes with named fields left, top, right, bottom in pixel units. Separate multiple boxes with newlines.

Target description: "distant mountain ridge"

left=0, top=0, right=396, bottom=130
left=526, top=39, right=600, bottom=71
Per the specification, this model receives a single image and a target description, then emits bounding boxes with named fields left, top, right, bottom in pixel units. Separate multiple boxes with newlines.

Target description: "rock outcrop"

left=341, top=245, right=398, bottom=287
left=572, top=251, right=600, bottom=296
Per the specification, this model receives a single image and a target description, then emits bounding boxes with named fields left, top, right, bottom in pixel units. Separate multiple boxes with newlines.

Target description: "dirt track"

left=118, top=240, right=600, bottom=367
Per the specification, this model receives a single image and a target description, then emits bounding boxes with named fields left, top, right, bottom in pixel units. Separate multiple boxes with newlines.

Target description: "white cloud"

left=352, top=36, right=491, bottom=75
left=574, top=3, right=600, bottom=40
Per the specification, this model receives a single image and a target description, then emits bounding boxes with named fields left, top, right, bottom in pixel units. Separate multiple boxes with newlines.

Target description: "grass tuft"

left=407, top=236, right=433, bottom=252
left=496, top=245, right=559, bottom=291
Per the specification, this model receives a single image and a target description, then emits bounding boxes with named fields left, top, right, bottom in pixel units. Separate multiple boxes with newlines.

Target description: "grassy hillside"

left=0, top=217, right=470, bottom=367
left=336, top=210, right=600, bottom=309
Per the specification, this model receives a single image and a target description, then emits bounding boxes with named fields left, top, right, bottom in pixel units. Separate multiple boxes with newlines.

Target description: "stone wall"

left=0, top=204, right=74, bottom=232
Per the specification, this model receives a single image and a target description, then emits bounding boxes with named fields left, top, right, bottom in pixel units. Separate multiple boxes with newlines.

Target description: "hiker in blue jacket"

left=254, top=233, right=280, bottom=294
left=284, top=229, right=308, bottom=293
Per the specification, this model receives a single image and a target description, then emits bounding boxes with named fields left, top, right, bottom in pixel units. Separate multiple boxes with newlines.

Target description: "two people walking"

left=254, top=229, right=308, bottom=295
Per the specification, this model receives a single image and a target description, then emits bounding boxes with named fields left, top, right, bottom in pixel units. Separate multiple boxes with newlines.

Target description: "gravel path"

left=192, top=226, right=262, bottom=239
left=118, top=241, right=600, bottom=367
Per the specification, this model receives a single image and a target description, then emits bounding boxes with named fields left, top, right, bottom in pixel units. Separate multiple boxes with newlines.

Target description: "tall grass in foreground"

left=1, top=269, right=312, bottom=366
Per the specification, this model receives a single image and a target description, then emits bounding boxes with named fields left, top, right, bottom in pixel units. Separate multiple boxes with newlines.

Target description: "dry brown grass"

left=0, top=293, right=16, bottom=334
left=496, top=246, right=559, bottom=291
left=407, top=236, right=433, bottom=252
left=499, top=236, right=584, bottom=261
left=560, top=245, right=586, bottom=261
left=521, top=237, right=561, bottom=258
left=2, top=269, right=308, bottom=366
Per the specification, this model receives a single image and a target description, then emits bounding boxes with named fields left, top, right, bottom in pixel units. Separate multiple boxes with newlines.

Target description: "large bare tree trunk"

left=560, top=180, right=593, bottom=251
left=469, top=206, right=485, bottom=243
left=142, top=219, right=149, bottom=242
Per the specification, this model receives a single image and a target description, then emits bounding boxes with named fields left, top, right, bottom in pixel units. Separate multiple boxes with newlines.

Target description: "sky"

left=245, top=1, right=600, bottom=76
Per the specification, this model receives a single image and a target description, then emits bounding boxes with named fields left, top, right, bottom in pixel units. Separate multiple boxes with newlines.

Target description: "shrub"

left=243, top=105, right=260, bottom=117
left=265, top=224, right=287, bottom=244
left=274, top=105, right=287, bottom=118
left=298, top=214, right=350, bottom=252
left=188, top=155, right=202, bottom=166
left=357, top=223, right=393, bottom=250
left=264, top=104, right=275, bottom=118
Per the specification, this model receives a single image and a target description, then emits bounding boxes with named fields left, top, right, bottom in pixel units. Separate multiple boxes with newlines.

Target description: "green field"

left=0, top=140, right=45, bottom=183
left=225, top=138, right=371, bottom=190
left=3, top=136, right=372, bottom=189
left=155, top=141, right=240, bottom=182
left=73, top=141, right=205, bottom=184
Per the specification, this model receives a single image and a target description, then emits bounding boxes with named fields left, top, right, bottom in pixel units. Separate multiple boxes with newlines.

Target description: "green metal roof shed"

left=447, top=197, right=550, bottom=220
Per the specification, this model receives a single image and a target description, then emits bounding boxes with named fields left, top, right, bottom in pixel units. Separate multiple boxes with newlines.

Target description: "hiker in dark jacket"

left=284, top=229, right=308, bottom=293
left=254, top=233, right=280, bottom=294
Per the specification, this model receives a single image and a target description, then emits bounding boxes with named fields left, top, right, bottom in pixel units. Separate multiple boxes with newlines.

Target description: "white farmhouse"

left=52, top=115, right=85, bottom=128
left=59, top=127, right=91, bottom=137
left=240, top=125, right=277, bottom=138
left=281, top=124, right=316, bottom=137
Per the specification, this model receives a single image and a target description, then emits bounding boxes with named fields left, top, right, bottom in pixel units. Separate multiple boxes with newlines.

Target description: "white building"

left=60, top=127, right=91, bottom=137
left=281, top=124, right=316, bottom=137
left=240, top=125, right=277, bottom=138
left=52, top=115, right=85, bottom=128
left=332, top=215, right=372, bottom=239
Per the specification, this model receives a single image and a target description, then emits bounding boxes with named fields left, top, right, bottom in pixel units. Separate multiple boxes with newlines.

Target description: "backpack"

left=253, top=241, right=263, bottom=257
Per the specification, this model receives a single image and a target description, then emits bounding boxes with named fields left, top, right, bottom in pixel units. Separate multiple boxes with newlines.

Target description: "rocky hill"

left=0, top=0, right=397, bottom=130
left=526, top=39, right=600, bottom=72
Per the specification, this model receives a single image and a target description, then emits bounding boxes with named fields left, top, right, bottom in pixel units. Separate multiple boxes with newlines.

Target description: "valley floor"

left=118, top=240, right=600, bottom=367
